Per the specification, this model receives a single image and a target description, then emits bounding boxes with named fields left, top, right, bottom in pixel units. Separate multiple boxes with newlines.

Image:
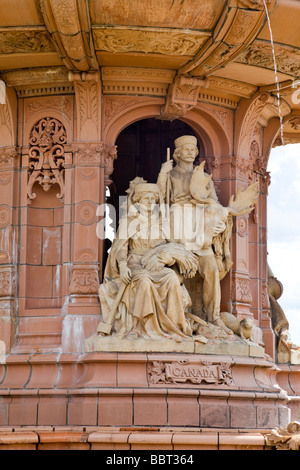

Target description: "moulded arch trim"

left=23, top=108, right=73, bottom=146
left=235, top=92, right=273, bottom=158
left=184, top=106, right=231, bottom=157
left=103, top=98, right=164, bottom=145
left=103, top=98, right=229, bottom=158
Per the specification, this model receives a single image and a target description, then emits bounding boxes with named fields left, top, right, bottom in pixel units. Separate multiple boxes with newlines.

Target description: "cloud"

left=268, top=144, right=300, bottom=345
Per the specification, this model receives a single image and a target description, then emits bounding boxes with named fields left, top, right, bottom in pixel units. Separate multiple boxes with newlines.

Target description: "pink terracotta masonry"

left=0, top=0, right=300, bottom=450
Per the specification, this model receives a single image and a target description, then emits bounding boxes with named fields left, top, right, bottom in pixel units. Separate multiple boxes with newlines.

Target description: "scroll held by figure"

left=94, top=135, right=260, bottom=349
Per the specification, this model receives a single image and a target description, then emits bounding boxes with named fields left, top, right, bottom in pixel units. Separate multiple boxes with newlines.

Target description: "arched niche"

left=103, top=99, right=231, bottom=157
left=102, top=99, right=233, bottom=249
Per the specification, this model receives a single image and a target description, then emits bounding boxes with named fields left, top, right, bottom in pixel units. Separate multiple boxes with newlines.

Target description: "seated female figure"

left=98, top=179, right=198, bottom=341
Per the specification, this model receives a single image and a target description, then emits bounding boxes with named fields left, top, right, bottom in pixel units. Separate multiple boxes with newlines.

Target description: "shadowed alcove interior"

left=109, top=118, right=201, bottom=220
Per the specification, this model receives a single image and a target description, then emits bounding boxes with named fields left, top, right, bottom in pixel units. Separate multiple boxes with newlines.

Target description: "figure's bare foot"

left=212, top=318, right=234, bottom=335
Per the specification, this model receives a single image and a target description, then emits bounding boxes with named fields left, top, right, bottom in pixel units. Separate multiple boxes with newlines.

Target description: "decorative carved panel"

left=69, top=265, right=99, bottom=295
left=160, top=75, right=209, bottom=120
left=93, top=27, right=209, bottom=56
left=69, top=72, right=101, bottom=142
left=148, top=360, right=233, bottom=386
left=0, top=31, right=55, bottom=54
left=231, top=277, right=253, bottom=304
left=27, top=117, right=67, bottom=204
left=0, top=266, right=16, bottom=297
left=237, top=40, right=300, bottom=75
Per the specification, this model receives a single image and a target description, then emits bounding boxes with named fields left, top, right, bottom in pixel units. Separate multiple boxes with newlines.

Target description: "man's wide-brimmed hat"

left=174, top=135, right=197, bottom=148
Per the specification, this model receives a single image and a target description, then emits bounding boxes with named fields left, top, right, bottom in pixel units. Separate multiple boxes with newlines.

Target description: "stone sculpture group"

left=93, top=135, right=260, bottom=349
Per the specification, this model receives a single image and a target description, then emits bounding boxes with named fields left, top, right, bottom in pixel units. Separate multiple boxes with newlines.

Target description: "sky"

left=267, top=143, right=300, bottom=345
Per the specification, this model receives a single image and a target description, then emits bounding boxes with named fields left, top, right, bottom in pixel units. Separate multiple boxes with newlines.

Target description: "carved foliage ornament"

left=266, top=422, right=300, bottom=450
left=93, top=28, right=208, bottom=56
left=237, top=40, right=300, bottom=75
left=27, top=117, right=67, bottom=204
left=0, top=31, right=55, bottom=54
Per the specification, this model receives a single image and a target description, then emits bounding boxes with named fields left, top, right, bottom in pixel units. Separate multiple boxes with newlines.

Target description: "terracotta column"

left=62, top=71, right=117, bottom=352
left=0, top=86, right=18, bottom=356
left=255, top=156, right=274, bottom=358
left=0, top=146, right=19, bottom=355
left=218, top=155, right=254, bottom=319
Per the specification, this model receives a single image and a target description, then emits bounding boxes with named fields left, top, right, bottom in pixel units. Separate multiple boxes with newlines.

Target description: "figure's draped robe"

left=99, top=209, right=193, bottom=340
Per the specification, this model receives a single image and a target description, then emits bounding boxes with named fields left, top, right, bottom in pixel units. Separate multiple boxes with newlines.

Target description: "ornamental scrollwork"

left=27, top=117, right=67, bottom=204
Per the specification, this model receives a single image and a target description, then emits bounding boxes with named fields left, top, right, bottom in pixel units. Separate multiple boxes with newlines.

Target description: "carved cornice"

left=101, top=67, right=174, bottom=97
left=102, top=67, right=175, bottom=84
left=1, top=67, right=69, bottom=87
left=16, top=84, right=74, bottom=98
left=95, top=67, right=257, bottom=104
left=179, top=0, right=276, bottom=77
left=0, top=30, right=55, bottom=54
left=92, top=27, right=209, bottom=57
left=88, top=0, right=225, bottom=31
left=39, top=0, right=98, bottom=71
left=208, top=76, right=257, bottom=98
left=237, top=39, right=300, bottom=76
left=1, top=66, right=74, bottom=98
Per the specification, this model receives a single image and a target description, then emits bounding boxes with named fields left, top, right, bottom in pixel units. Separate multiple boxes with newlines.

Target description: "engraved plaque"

left=148, top=360, right=233, bottom=386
